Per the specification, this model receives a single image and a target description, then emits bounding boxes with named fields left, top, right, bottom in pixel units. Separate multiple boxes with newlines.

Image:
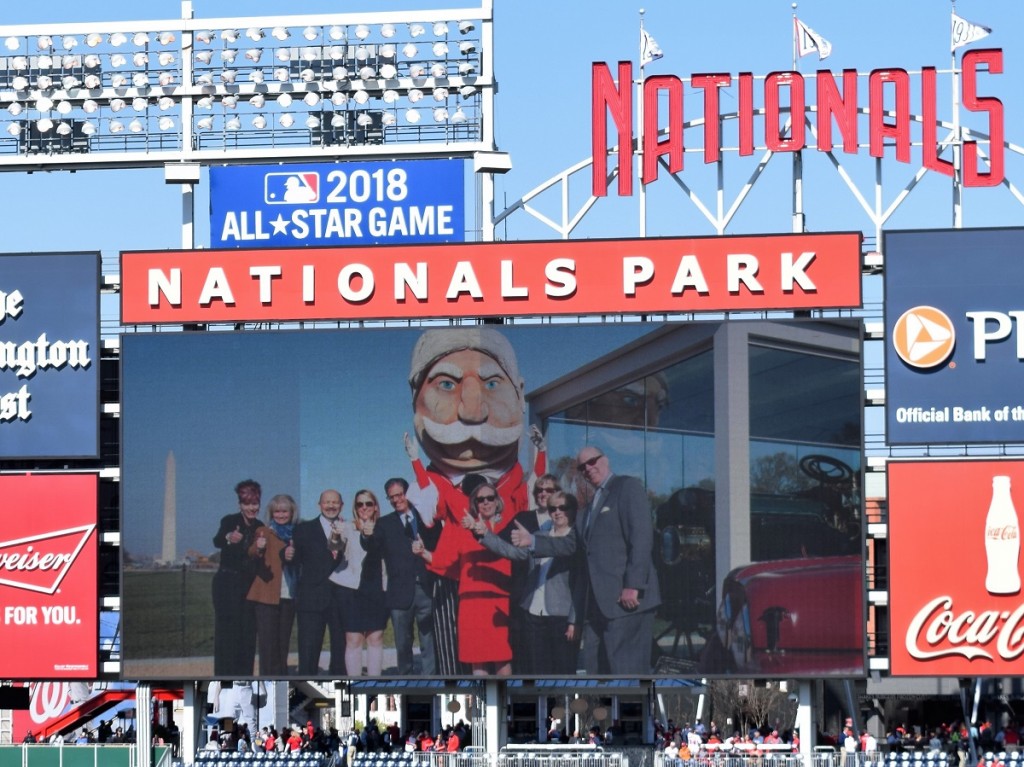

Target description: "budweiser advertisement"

left=0, top=474, right=98, bottom=679
left=120, top=232, right=862, bottom=324
left=889, top=460, right=1024, bottom=676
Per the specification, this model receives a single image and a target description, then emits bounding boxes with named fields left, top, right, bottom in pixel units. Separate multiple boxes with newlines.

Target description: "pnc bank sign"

left=885, top=227, right=1024, bottom=445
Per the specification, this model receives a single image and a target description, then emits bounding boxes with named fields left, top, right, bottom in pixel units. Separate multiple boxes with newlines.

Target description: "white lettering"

left=394, top=263, right=428, bottom=301
left=249, top=265, right=282, bottom=304
left=781, top=251, right=817, bottom=292
left=623, top=257, right=655, bottom=296
left=197, top=268, right=235, bottom=306
left=338, top=264, right=374, bottom=302
left=0, top=289, right=23, bottom=324
left=905, top=595, right=1024, bottom=662
left=727, top=254, right=764, bottom=294
left=501, top=261, right=528, bottom=298
left=670, top=255, right=710, bottom=295
left=446, top=262, right=483, bottom=299
left=545, top=259, right=577, bottom=298
left=148, top=269, right=181, bottom=307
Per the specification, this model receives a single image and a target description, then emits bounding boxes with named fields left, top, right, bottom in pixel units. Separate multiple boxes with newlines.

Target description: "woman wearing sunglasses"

left=414, top=479, right=513, bottom=676
left=476, top=491, right=581, bottom=675
left=333, top=489, right=387, bottom=676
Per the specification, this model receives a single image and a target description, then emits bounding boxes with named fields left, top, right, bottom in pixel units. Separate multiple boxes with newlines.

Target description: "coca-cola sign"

left=0, top=474, right=97, bottom=679
left=889, top=461, right=1024, bottom=675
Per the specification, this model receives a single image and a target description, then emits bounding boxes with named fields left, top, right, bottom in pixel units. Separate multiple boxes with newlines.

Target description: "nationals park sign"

left=120, top=232, right=862, bottom=324
left=592, top=49, right=1005, bottom=195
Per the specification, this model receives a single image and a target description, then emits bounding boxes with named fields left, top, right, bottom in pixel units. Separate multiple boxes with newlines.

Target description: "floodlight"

left=128, top=118, right=144, bottom=133
left=221, top=48, right=238, bottom=63
left=300, top=68, right=315, bottom=82
left=158, top=31, right=175, bottom=46
left=272, top=27, right=290, bottom=41
left=381, top=44, right=396, bottom=58
left=221, top=94, right=238, bottom=109
left=112, top=73, right=128, bottom=86
left=409, top=64, right=425, bottom=77
left=132, top=72, right=149, bottom=87
left=432, top=87, right=449, bottom=101
left=220, top=69, right=238, bottom=84
left=408, top=88, right=423, bottom=103
left=303, top=91, right=320, bottom=106
left=246, top=28, right=265, bottom=41
left=251, top=114, right=267, bottom=129
left=37, top=54, right=53, bottom=68
left=331, top=91, right=347, bottom=105
left=433, top=42, right=449, bottom=56
left=36, top=117, right=54, bottom=132
left=430, top=63, right=446, bottom=78
left=109, top=32, right=127, bottom=47
left=56, top=100, right=72, bottom=114
left=277, top=92, right=293, bottom=107
left=196, top=116, right=213, bottom=129
left=133, top=32, right=150, bottom=46
left=62, top=54, right=81, bottom=68
left=353, top=89, right=369, bottom=104
left=382, top=111, right=396, bottom=126
left=432, top=107, right=448, bottom=122
left=302, top=46, right=319, bottom=62
left=402, top=43, right=417, bottom=58
left=11, top=76, right=28, bottom=90
left=405, top=108, right=421, bottom=123
left=56, top=121, right=72, bottom=135
left=355, top=24, right=371, bottom=40
left=158, top=72, right=175, bottom=86
left=225, top=116, right=241, bottom=130
left=451, top=107, right=467, bottom=123
left=4, top=37, right=19, bottom=51
left=6, top=102, right=21, bottom=116
left=84, top=74, right=101, bottom=88
left=357, top=112, right=373, bottom=126
left=249, top=93, right=266, bottom=108
left=194, top=30, right=213, bottom=43
left=158, top=116, right=175, bottom=130
left=328, top=25, right=345, bottom=40
left=303, top=26, right=319, bottom=41
left=132, top=97, right=148, bottom=111
left=158, top=96, right=174, bottom=110
left=6, top=122, right=20, bottom=136
left=62, top=75, right=81, bottom=89
left=276, top=48, right=291, bottom=61
left=330, top=113, right=345, bottom=127
left=133, top=52, right=148, bottom=66
left=110, top=53, right=126, bottom=67
left=273, top=67, right=289, bottom=82
left=459, top=85, right=476, bottom=98
left=37, top=35, right=53, bottom=50
left=250, top=70, right=264, bottom=83
left=459, top=61, right=476, bottom=75
left=355, top=45, right=369, bottom=61
left=221, top=29, right=239, bottom=43
left=328, top=46, right=345, bottom=60
left=62, top=36, right=78, bottom=50
left=305, top=114, right=319, bottom=129
left=381, top=24, right=396, bottom=38
left=380, top=64, right=398, bottom=79
left=86, top=33, right=104, bottom=46
left=460, top=41, right=476, bottom=55
left=80, top=120, right=96, bottom=134
left=358, top=66, right=375, bottom=80
left=458, top=21, right=476, bottom=34
left=156, top=51, right=174, bottom=66
left=84, top=53, right=100, bottom=67
left=11, top=56, right=27, bottom=70
left=245, top=48, right=262, bottom=62
left=196, top=96, right=213, bottom=109
left=383, top=89, right=399, bottom=103
left=35, top=95, right=54, bottom=111
left=279, top=113, right=294, bottom=127
left=332, top=65, right=348, bottom=79
left=82, top=99, right=99, bottom=113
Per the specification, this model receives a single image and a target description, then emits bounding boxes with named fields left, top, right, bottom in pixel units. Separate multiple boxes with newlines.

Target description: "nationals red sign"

left=889, top=460, right=1024, bottom=676
left=120, top=232, right=862, bottom=324
left=0, top=474, right=97, bottom=678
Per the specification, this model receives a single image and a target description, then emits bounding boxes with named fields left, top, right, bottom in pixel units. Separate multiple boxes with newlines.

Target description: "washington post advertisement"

left=121, top=321, right=865, bottom=680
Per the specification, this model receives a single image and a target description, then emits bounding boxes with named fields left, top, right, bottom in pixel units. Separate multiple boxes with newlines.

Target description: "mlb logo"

left=264, top=171, right=319, bottom=204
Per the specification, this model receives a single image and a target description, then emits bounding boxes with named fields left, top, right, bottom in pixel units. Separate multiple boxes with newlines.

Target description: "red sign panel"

left=0, top=474, right=98, bottom=679
left=889, top=461, right=1024, bottom=676
left=120, top=233, right=862, bottom=324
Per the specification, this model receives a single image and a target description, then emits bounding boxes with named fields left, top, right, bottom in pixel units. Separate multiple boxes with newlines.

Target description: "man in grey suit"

left=519, top=446, right=660, bottom=674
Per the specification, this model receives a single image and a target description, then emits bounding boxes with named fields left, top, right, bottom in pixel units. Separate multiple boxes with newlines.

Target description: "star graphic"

left=270, top=214, right=290, bottom=235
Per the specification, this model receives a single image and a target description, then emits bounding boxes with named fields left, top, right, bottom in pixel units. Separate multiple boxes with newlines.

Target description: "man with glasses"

left=518, top=446, right=660, bottom=674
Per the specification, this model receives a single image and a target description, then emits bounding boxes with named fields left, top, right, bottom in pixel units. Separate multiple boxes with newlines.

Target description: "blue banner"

left=209, top=159, right=465, bottom=248
left=885, top=227, right=1024, bottom=444
left=0, top=252, right=99, bottom=459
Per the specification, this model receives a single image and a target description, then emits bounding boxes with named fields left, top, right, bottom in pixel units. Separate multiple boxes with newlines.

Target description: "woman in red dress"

left=414, top=480, right=512, bottom=675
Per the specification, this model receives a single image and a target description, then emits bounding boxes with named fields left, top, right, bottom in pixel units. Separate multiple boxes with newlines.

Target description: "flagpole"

left=951, top=0, right=962, bottom=228
left=638, top=8, right=647, bottom=238
left=791, top=3, right=804, bottom=234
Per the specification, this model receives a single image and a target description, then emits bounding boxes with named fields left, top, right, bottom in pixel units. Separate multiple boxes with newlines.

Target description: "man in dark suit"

left=288, top=489, right=348, bottom=677
left=363, top=477, right=441, bottom=675
left=520, top=446, right=660, bottom=674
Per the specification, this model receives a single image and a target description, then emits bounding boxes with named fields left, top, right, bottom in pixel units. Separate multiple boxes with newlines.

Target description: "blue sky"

left=0, top=0, right=1020, bottom=258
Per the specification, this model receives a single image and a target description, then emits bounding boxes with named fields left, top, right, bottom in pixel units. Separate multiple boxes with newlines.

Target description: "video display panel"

left=121, top=322, right=864, bottom=679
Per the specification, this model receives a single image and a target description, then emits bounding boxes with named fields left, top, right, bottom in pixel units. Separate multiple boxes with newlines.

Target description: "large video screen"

left=121, top=321, right=864, bottom=679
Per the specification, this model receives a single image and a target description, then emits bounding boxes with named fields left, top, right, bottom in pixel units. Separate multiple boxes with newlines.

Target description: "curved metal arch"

left=492, top=107, right=1024, bottom=242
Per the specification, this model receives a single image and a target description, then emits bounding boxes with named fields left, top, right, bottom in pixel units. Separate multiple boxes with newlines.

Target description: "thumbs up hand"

left=510, top=520, right=533, bottom=548
left=227, top=525, right=243, bottom=545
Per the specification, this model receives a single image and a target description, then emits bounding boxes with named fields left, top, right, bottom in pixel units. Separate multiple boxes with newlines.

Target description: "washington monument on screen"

left=161, top=450, right=176, bottom=564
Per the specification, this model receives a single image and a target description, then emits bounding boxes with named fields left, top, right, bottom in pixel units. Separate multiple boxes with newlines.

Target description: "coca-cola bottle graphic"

left=985, top=475, right=1021, bottom=595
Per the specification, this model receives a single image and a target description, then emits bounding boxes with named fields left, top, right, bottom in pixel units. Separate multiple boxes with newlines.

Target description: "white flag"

left=795, top=18, right=832, bottom=61
left=640, top=27, right=664, bottom=67
left=951, top=12, right=991, bottom=51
